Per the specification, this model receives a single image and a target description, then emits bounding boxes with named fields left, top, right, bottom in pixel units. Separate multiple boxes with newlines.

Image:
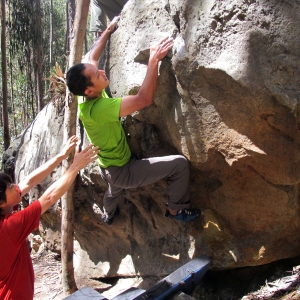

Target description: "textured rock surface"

left=7, top=0, right=300, bottom=280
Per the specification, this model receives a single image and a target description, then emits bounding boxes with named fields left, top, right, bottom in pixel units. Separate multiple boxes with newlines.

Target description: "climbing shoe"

left=102, top=207, right=120, bottom=225
left=165, top=208, right=200, bottom=222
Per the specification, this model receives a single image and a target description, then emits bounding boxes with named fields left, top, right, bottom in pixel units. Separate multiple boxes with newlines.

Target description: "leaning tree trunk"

left=1, top=0, right=10, bottom=150
left=61, top=0, right=90, bottom=296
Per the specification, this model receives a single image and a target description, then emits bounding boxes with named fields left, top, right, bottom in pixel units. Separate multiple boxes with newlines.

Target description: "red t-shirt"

left=0, top=200, right=41, bottom=300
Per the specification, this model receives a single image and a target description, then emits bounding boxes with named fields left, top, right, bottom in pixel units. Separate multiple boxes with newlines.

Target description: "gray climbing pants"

left=99, top=155, right=191, bottom=217
left=90, top=0, right=128, bottom=32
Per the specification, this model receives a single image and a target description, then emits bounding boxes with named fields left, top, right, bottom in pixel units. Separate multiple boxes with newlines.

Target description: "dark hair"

left=66, top=63, right=94, bottom=96
left=0, top=173, right=13, bottom=206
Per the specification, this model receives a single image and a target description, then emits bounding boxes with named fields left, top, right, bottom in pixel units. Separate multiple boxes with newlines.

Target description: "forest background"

left=0, top=0, right=92, bottom=165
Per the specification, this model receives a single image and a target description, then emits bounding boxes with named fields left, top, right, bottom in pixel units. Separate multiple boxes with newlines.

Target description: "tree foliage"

left=0, top=0, right=68, bottom=161
left=0, top=0, right=93, bottom=167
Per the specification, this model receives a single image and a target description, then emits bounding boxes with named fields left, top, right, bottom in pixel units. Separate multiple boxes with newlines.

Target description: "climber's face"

left=83, top=64, right=109, bottom=98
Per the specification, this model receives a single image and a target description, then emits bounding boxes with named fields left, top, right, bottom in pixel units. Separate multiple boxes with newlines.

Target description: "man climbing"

left=0, top=136, right=99, bottom=299
left=66, top=17, right=200, bottom=225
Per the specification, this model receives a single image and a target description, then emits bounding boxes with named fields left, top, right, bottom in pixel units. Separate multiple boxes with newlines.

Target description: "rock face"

left=8, top=0, right=300, bottom=279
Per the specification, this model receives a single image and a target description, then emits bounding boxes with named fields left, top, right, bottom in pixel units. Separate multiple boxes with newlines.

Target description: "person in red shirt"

left=0, top=136, right=99, bottom=300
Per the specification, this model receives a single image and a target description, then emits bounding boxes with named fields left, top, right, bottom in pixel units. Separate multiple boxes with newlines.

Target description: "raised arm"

left=18, top=136, right=79, bottom=196
left=119, top=37, right=174, bottom=117
left=38, top=144, right=99, bottom=214
left=82, top=16, right=120, bottom=66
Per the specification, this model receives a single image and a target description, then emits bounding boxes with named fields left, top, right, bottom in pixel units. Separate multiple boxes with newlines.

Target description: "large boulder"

left=11, top=0, right=300, bottom=280
left=108, top=0, right=300, bottom=268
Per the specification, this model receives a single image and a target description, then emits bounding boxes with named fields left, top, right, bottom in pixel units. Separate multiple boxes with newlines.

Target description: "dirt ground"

left=32, top=250, right=156, bottom=300
left=32, top=250, right=300, bottom=300
left=33, top=251, right=63, bottom=300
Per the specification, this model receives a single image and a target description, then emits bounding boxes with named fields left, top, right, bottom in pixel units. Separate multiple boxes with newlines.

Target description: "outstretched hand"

left=38, top=144, right=100, bottom=215
left=72, top=144, right=99, bottom=171
left=60, top=135, right=78, bottom=159
left=149, top=37, right=174, bottom=62
left=107, top=16, right=120, bottom=33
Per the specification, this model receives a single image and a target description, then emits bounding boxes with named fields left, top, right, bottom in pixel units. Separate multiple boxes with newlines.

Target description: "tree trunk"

left=7, top=0, right=16, bottom=136
left=61, top=0, right=90, bottom=296
left=33, top=0, right=44, bottom=112
left=26, top=63, right=35, bottom=122
left=65, top=0, right=76, bottom=56
left=9, top=58, right=17, bottom=137
left=49, top=0, right=53, bottom=67
left=1, top=0, right=10, bottom=150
